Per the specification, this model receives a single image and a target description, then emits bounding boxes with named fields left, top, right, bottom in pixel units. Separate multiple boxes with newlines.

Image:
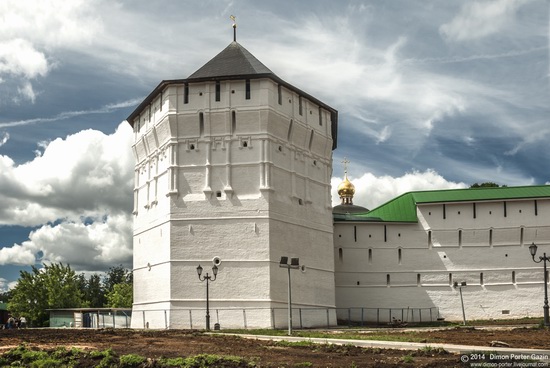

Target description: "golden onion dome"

left=337, top=175, right=355, bottom=198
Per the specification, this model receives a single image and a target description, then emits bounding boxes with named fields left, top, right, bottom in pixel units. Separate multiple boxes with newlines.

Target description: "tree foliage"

left=103, top=265, right=133, bottom=308
left=470, top=182, right=506, bottom=188
left=104, top=264, right=133, bottom=293
left=85, top=273, right=106, bottom=308
left=8, top=263, right=84, bottom=326
left=8, top=263, right=133, bottom=326
left=105, top=282, right=133, bottom=308
left=0, top=289, right=12, bottom=303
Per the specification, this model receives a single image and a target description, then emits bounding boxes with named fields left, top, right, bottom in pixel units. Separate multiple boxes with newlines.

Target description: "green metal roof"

left=349, top=185, right=550, bottom=223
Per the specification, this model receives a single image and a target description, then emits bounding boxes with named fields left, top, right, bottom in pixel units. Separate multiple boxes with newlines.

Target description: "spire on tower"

left=230, top=15, right=237, bottom=42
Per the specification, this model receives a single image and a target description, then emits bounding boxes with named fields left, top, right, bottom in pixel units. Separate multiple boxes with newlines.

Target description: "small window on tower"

left=239, top=137, right=251, bottom=148
left=215, top=81, right=221, bottom=102
left=187, top=140, right=197, bottom=151
left=184, top=83, right=189, bottom=104
left=277, top=84, right=282, bottom=105
left=398, top=248, right=402, bottom=264
left=245, top=79, right=250, bottom=100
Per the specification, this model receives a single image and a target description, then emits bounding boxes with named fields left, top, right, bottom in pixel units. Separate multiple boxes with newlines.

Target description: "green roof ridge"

left=353, top=185, right=550, bottom=223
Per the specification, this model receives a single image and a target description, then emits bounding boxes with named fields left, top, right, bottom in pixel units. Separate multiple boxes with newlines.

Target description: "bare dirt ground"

left=0, top=327, right=549, bottom=367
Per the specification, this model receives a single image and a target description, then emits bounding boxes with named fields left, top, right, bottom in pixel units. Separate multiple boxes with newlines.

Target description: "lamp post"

left=453, top=281, right=467, bottom=325
left=279, top=256, right=300, bottom=335
left=196, top=263, right=218, bottom=331
left=528, top=242, right=550, bottom=326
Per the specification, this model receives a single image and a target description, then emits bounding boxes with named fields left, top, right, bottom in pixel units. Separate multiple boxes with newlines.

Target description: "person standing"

left=7, top=316, right=14, bottom=329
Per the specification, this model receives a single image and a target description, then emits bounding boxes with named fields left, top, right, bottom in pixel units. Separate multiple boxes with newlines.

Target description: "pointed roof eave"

left=187, top=41, right=276, bottom=80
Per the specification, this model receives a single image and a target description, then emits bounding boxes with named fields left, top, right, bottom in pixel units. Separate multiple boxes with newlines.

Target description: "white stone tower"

left=127, top=34, right=338, bottom=329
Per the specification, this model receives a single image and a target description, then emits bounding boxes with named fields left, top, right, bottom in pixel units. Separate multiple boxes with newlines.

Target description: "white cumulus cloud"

left=0, top=122, right=134, bottom=272
left=0, top=244, right=36, bottom=266
left=0, top=0, right=102, bottom=47
left=0, top=214, right=133, bottom=270
left=0, top=39, right=48, bottom=79
left=0, top=122, right=134, bottom=226
left=0, top=0, right=103, bottom=102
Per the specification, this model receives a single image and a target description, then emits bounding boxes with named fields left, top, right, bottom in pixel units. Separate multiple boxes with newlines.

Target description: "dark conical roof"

left=187, top=42, right=275, bottom=80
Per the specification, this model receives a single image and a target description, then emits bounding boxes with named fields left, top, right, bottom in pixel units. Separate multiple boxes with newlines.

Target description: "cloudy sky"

left=0, top=0, right=548, bottom=291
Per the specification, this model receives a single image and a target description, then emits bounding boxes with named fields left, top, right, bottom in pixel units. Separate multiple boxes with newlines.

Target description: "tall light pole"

left=528, top=242, right=550, bottom=326
left=453, top=281, right=467, bottom=325
left=197, top=264, right=218, bottom=331
left=279, top=256, right=300, bottom=335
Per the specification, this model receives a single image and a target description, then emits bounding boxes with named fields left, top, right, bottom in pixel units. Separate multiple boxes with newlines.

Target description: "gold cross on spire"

left=230, top=15, right=237, bottom=42
left=342, top=157, right=350, bottom=176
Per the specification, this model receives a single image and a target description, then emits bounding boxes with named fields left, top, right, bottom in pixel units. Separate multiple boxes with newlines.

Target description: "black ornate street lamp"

left=528, top=242, right=550, bottom=326
left=279, top=256, right=300, bottom=335
left=197, top=264, right=218, bottom=331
